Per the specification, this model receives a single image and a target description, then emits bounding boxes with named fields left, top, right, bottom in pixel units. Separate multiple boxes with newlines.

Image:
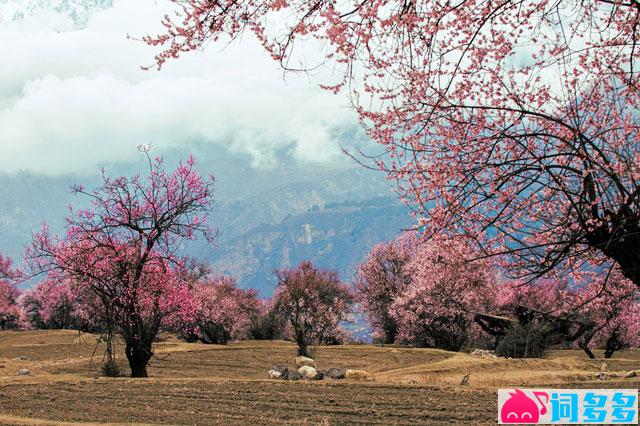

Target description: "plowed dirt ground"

left=0, top=330, right=637, bottom=425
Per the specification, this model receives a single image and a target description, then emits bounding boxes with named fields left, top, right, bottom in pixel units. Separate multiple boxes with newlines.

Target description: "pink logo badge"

left=500, top=389, right=549, bottom=424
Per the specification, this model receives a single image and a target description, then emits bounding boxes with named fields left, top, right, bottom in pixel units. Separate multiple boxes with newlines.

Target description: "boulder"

left=624, top=370, right=638, bottom=378
left=325, top=368, right=346, bottom=380
left=268, top=369, right=283, bottom=379
left=345, top=369, right=369, bottom=380
left=286, top=370, right=302, bottom=381
left=272, top=364, right=288, bottom=374
left=17, top=368, right=31, bottom=376
left=315, top=369, right=327, bottom=380
left=295, top=356, right=316, bottom=368
left=298, top=366, right=318, bottom=380
left=268, top=364, right=288, bottom=380
left=595, top=372, right=608, bottom=380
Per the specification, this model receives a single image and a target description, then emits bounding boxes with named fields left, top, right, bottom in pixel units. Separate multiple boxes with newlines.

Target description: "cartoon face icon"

left=501, top=389, right=548, bottom=424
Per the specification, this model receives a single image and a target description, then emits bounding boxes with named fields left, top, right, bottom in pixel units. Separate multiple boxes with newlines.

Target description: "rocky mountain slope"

left=204, top=197, right=412, bottom=295
left=0, top=156, right=412, bottom=294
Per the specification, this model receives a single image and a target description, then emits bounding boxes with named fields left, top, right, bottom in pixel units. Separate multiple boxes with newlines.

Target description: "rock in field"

left=267, top=364, right=288, bottom=380
left=268, top=369, right=283, bottom=379
left=345, top=369, right=369, bottom=380
left=325, top=368, right=346, bottom=380
left=272, top=364, right=289, bottom=375
left=624, top=370, right=638, bottom=378
left=286, top=370, right=302, bottom=381
left=298, top=366, right=318, bottom=380
left=295, top=356, right=316, bottom=368
left=17, top=368, right=31, bottom=376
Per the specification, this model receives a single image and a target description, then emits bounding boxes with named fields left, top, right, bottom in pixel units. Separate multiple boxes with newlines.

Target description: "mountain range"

left=0, top=147, right=413, bottom=295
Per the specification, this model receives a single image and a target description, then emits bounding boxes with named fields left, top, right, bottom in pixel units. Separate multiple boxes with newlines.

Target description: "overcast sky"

left=0, top=0, right=358, bottom=175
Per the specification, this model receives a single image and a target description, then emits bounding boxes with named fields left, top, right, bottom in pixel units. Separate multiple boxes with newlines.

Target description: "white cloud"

left=0, top=0, right=356, bottom=175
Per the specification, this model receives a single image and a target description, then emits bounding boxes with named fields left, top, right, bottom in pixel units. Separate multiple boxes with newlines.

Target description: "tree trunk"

left=297, top=342, right=311, bottom=357
left=588, top=217, right=640, bottom=286
left=606, top=245, right=640, bottom=287
left=579, top=332, right=596, bottom=359
left=296, top=334, right=311, bottom=357
left=382, top=316, right=398, bottom=345
left=580, top=343, right=596, bottom=359
left=202, top=323, right=230, bottom=345
left=294, top=326, right=311, bottom=357
left=603, top=332, right=625, bottom=359
left=125, top=340, right=152, bottom=378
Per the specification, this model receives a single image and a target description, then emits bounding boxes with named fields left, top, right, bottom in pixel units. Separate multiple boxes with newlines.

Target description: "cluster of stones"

left=267, top=356, right=369, bottom=381
left=470, top=349, right=498, bottom=359
left=595, top=363, right=639, bottom=380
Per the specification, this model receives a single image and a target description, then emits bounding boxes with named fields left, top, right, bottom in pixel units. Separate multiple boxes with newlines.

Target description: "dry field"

left=0, top=330, right=638, bottom=425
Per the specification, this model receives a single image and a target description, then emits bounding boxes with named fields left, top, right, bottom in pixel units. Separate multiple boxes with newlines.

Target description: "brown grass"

left=0, top=330, right=638, bottom=425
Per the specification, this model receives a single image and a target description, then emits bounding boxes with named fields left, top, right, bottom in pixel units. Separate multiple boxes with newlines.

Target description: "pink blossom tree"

left=27, top=148, right=214, bottom=377
left=390, top=237, right=498, bottom=351
left=19, top=279, right=92, bottom=330
left=0, top=254, right=22, bottom=330
left=146, top=1, right=640, bottom=285
left=574, top=270, right=640, bottom=359
left=0, top=254, right=19, bottom=281
left=273, top=261, right=353, bottom=357
left=353, top=232, right=417, bottom=344
left=497, top=279, right=577, bottom=318
left=184, top=275, right=260, bottom=344
left=248, top=298, right=287, bottom=341
left=494, top=272, right=640, bottom=358
left=489, top=279, right=590, bottom=357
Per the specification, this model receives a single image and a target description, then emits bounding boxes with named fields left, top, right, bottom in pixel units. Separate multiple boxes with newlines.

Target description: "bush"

left=102, top=359, right=120, bottom=377
left=248, top=309, right=286, bottom=340
left=184, top=276, right=261, bottom=345
left=495, top=323, right=552, bottom=358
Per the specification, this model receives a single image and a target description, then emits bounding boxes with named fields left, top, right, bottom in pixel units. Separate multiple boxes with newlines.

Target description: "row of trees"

left=0, top=147, right=637, bottom=377
left=0, top=148, right=354, bottom=376
left=355, top=234, right=640, bottom=357
left=0, top=256, right=353, bottom=371
left=3, top=226, right=637, bottom=377
left=182, top=260, right=353, bottom=359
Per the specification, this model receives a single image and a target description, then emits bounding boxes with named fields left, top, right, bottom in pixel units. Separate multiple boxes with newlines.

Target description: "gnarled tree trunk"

left=603, top=330, right=626, bottom=359
left=125, top=340, right=153, bottom=378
